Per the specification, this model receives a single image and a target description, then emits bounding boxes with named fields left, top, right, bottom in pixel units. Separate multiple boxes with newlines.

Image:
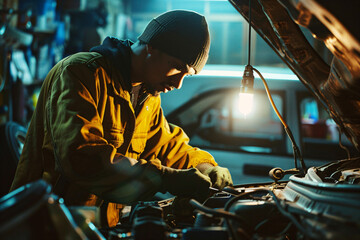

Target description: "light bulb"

left=238, top=65, right=254, bottom=116
left=238, top=92, right=254, bottom=116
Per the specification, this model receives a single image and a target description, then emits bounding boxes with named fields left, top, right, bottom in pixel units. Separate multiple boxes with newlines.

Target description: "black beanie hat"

left=138, top=10, right=210, bottom=74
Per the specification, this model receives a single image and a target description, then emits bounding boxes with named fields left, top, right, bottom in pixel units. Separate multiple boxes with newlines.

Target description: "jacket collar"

left=90, top=37, right=133, bottom=92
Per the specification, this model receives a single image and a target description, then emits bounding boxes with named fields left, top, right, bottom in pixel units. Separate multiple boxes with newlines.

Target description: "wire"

left=252, top=67, right=307, bottom=174
left=247, top=0, right=252, bottom=66
left=266, top=190, right=314, bottom=238
left=223, top=189, right=269, bottom=240
left=189, top=198, right=251, bottom=240
left=252, top=68, right=286, bottom=127
left=212, top=188, right=314, bottom=239
left=244, top=0, right=305, bottom=174
left=189, top=199, right=243, bottom=222
left=243, top=0, right=306, bottom=174
left=223, top=189, right=268, bottom=211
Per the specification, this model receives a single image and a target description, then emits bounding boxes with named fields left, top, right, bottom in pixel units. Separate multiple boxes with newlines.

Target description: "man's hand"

left=161, top=167, right=211, bottom=202
left=200, top=165, right=233, bottom=190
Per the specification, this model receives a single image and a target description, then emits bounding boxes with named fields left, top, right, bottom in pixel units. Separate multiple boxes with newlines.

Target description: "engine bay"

left=2, top=158, right=359, bottom=240
left=101, top=161, right=360, bottom=240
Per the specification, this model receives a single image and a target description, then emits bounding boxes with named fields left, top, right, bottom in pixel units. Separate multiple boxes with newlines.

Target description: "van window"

left=169, top=89, right=286, bottom=155
left=299, top=95, right=357, bottom=160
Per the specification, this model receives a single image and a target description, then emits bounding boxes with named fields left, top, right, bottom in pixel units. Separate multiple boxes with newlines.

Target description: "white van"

left=161, top=65, right=357, bottom=184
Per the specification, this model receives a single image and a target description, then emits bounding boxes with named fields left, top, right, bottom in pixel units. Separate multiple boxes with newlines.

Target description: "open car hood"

left=229, top=0, right=360, bottom=151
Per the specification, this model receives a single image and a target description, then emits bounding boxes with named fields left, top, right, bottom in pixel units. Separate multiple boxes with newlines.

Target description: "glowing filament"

left=238, top=92, right=254, bottom=116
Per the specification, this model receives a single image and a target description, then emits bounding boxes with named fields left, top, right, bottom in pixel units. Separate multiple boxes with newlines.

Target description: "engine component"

left=131, top=202, right=168, bottom=240
left=227, top=197, right=291, bottom=237
left=269, top=167, right=300, bottom=182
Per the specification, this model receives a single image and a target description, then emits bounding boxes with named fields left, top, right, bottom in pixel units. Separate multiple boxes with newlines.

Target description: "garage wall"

left=0, top=0, right=284, bottom=125
left=120, top=0, right=284, bottom=66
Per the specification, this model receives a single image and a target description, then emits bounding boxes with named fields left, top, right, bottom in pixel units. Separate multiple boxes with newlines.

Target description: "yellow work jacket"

left=11, top=51, right=216, bottom=224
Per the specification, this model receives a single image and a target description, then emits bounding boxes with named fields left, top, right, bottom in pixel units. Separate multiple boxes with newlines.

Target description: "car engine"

left=1, top=158, right=359, bottom=240
left=102, top=158, right=360, bottom=240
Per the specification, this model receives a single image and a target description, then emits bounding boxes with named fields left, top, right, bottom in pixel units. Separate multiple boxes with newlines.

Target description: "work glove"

left=161, top=167, right=212, bottom=202
left=203, top=166, right=233, bottom=190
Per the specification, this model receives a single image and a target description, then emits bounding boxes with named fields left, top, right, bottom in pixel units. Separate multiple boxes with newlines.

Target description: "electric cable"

left=223, top=189, right=270, bottom=240
left=252, top=67, right=307, bottom=174
left=203, top=188, right=315, bottom=239
left=189, top=198, right=249, bottom=240
left=241, top=0, right=306, bottom=173
left=189, top=198, right=244, bottom=222
left=247, top=0, right=252, bottom=66
left=266, top=189, right=314, bottom=239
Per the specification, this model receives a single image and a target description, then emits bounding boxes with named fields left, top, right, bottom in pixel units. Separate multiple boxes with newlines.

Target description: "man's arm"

left=196, top=162, right=214, bottom=173
left=48, top=62, right=214, bottom=204
left=141, top=98, right=233, bottom=189
left=141, top=102, right=217, bottom=169
left=47, top=63, right=166, bottom=204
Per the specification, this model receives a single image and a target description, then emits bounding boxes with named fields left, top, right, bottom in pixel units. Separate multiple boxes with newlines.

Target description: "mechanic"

left=10, top=10, right=233, bottom=226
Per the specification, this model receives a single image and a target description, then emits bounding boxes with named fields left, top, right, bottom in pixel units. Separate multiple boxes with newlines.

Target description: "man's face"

left=142, top=46, right=196, bottom=96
